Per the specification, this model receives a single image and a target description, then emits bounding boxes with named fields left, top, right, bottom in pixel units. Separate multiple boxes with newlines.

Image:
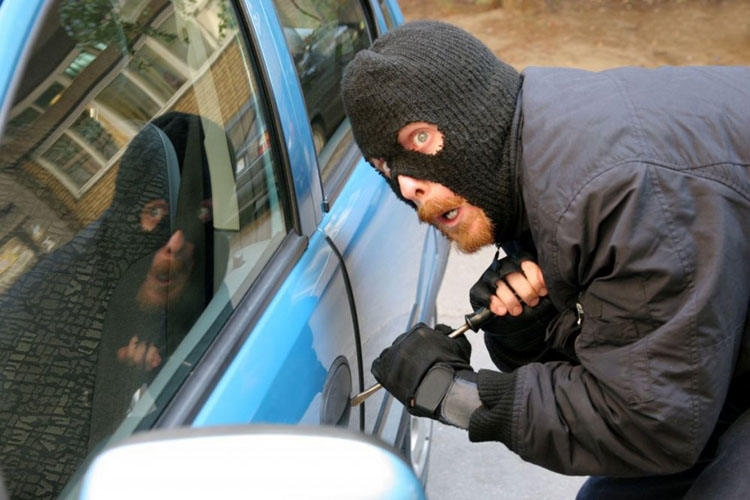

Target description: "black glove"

left=469, top=251, right=559, bottom=370
left=371, top=323, right=472, bottom=418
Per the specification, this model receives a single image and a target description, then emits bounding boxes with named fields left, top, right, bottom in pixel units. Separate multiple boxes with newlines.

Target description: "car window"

left=0, top=0, right=290, bottom=497
left=272, top=0, right=373, bottom=187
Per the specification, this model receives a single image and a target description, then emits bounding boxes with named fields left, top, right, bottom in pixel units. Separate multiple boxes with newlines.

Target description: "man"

left=90, top=112, right=219, bottom=448
left=341, top=20, right=750, bottom=498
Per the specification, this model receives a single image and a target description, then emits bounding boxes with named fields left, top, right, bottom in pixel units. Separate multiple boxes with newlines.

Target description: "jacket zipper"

left=576, top=294, right=585, bottom=326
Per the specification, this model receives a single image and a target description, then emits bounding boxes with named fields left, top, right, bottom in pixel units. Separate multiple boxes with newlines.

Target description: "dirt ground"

left=399, top=0, right=750, bottom=70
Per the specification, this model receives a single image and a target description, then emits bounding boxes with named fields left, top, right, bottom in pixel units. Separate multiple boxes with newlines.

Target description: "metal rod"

left=351, top=383, right=382, bottom=407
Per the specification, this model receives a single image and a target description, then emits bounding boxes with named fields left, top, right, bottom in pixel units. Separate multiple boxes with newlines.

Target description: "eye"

left=414, top=131, right=430, bottom=147
left=140, top=199, right=169, bottom=231
left=397, top=122, right=442, bottom=155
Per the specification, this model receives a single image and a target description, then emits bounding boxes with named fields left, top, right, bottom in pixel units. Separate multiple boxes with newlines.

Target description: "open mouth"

left=148, top=259, right=188, bottom=289
left=438, top=207, right=461, bottom=226
left=418, top=195, right=466, bottom=229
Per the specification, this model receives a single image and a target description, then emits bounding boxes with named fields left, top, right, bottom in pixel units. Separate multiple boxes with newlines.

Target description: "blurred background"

left=401, top=0, right=750, bottom=69
left=402, top=1, right=750, bottom=498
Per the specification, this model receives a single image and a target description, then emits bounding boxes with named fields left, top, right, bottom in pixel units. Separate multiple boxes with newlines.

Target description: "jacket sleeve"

left=468, top=163, right=748, bottom=476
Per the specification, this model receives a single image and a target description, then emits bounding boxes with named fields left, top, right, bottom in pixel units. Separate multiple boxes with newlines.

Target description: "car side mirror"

left=79, top=425, right=426, bottom=500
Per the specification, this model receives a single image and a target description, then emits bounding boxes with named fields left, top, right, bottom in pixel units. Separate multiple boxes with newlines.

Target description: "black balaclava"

left=341, top=21, right=522, bottom=243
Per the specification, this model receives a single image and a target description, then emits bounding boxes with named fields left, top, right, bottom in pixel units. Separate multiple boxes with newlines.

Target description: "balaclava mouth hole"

left=342, top=20, right=522, bottom=243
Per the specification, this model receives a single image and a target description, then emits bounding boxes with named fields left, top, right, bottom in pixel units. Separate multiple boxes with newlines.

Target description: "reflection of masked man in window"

left=89, top=112, right=227, bottom=448
left=0, top=115, right=188, bottom=497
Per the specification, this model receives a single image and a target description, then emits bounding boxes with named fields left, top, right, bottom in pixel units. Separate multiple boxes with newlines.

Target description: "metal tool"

left=350, top=307, right=493, bottom=407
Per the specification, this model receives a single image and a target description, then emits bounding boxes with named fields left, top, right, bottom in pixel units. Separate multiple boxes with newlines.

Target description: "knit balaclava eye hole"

left=341, top=20, right=522, bottom=242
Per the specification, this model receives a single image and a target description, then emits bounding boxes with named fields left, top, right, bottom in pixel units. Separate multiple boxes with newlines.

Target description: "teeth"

left=444, top=209, right=458, bottom=220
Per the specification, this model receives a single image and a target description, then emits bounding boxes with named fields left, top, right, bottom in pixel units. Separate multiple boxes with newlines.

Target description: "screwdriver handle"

left=350, top=307, right=492, bottom=407
left=463, top=306, right=493, bottom=333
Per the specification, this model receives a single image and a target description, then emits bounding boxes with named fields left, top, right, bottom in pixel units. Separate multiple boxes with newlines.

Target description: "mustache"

left=150, top=255, right=190, bottom=278
left=417, top=194, right=465, bottom=223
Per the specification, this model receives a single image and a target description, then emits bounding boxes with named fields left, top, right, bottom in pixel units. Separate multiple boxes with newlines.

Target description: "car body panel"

left=368, top=0, right=389, bottom=34
left=194, top=229, right=360, bottom=429
left=195, top=0, right=450, bottom=443
left=320, top=158, right=448, bottom=466
left=0, top=0, right=46, bottom=132
left=382, top=0, right=405, bottom=25
left=321, top=162, right=443, bottom=439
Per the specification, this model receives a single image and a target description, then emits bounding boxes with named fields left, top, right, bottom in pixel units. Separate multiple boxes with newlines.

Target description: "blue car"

left=0, top=0, right=449, bottom=498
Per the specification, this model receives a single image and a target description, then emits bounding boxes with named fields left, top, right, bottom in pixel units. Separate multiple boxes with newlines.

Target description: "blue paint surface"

left=194, top=231, right=335, bottom=425
left=0, top=0, right=45, bottom=124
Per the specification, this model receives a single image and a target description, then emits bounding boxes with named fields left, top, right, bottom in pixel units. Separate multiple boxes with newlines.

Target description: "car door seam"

left=324, top=234, right=365, bottom=431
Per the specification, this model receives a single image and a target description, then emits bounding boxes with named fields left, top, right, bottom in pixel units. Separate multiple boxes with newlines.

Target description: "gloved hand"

left=372, top=323, right=473, bottom=418
left=469, top=252, right=559, bottom=370
left=471, top=247, right=548, bottom=313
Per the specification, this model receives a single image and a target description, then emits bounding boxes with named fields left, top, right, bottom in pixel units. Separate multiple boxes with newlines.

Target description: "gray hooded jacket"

left=468, top=65, right=750, bottom=476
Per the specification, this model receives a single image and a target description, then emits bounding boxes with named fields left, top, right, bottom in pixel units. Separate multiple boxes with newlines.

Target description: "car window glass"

left=272, top=0, right=373, bottom=185
left=0, top=0, right=289, bottom=497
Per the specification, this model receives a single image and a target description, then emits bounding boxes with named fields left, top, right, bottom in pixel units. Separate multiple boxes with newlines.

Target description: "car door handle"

left=320, top=356, right=352, bottom=426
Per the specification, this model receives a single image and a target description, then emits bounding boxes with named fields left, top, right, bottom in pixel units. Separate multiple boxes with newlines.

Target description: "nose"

left=397, top=175, right=429, bottom=205
left=165, top=230, right=185, bottom=254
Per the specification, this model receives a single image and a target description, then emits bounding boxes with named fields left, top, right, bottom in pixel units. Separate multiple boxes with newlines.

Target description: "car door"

left=0, top=0, right=363, bottom=497
left=172, top=0, right=364, bottom=432
left=267, top=0, right=451, bottom=476
left=187, top=0, right=451, bottom=449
